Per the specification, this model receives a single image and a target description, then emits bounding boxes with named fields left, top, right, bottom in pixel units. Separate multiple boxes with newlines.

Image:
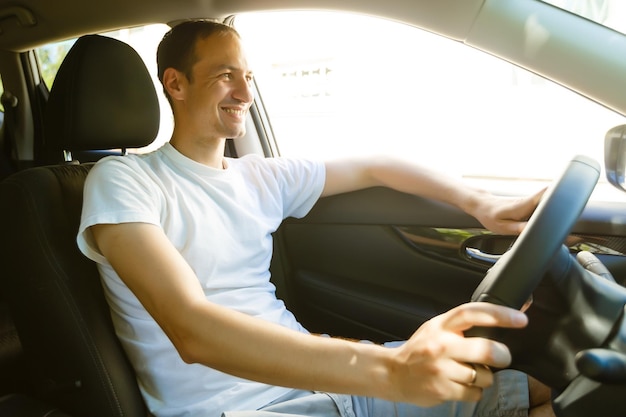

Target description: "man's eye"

left=221, top=73, right=233, bottom=80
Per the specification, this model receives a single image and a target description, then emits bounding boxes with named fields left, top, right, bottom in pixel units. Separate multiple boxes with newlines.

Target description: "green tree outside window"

left=35, top=39, right=75, bottom=89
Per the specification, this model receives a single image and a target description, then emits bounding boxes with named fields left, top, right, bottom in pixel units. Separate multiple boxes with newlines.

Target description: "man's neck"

left=169, top=135, right=227, bottom=169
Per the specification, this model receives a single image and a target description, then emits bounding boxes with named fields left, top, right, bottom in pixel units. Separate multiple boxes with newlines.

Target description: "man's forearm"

left=169, top=300, right=396, bottom=399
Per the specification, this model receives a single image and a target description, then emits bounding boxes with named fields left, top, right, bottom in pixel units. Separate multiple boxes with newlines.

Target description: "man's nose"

left=233, top=77, right=254, bottom=104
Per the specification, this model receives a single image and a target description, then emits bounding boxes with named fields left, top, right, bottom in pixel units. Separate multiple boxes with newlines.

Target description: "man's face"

left=181, top=33, right=254, bottom=141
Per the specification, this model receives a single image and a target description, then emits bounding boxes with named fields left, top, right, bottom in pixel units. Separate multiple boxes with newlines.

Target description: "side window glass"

left=0, top=75, right=4, bottom=118
left=34, top=24, right=172, bottom=151
left=235, top=11, right=626, bottom=201
left=35, top=39, right=75, bottom=90
left=0, top=74, right=12, bottom=176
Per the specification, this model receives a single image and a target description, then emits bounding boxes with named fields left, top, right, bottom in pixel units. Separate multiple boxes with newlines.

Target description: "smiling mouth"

left=222, top=108, right=246, bottom=116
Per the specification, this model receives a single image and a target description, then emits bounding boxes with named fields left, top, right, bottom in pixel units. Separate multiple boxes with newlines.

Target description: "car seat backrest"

left=43, top=34, right=160, bottom=163
left=0, top=34, right=159, bottom=417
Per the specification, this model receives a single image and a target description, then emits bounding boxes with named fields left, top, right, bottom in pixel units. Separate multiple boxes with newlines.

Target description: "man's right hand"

left=387, top=302, right=527, bottom=406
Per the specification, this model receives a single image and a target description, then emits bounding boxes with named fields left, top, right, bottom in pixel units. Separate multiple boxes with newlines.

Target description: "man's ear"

left=162, top=68, right=186, bottom=101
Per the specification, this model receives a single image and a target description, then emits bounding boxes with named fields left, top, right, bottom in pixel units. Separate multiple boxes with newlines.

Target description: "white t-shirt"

left=77, top=143, right=325, bottom=417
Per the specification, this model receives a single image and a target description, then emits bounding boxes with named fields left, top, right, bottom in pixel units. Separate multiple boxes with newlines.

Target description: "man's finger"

left=440, top=302, right=528, bottom=332
left=449, top=361, right=494, bottom=388
left=445, top=335, right=513, bottom=369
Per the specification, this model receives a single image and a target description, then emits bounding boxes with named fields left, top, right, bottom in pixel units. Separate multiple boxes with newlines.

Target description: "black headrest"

left=45, top=34, right=160, bottom=152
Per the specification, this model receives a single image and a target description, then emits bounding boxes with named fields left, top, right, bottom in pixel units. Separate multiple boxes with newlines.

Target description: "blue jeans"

left=222, top=370, right=529, bottom=417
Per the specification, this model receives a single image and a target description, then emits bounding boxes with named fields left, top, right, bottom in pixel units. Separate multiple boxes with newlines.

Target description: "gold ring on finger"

left=469, top=363, right=478, bottom=386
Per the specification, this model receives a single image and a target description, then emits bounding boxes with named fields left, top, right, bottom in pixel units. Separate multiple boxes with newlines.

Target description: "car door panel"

left=272, top=187, right=626, bottom=344
left=273, top=187, right=489, bottom=343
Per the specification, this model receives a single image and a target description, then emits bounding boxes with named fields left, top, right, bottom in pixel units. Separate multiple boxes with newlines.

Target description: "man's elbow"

left=171, top=334, right=205, bottom=364
left=163, top=324, right=206, bottom=365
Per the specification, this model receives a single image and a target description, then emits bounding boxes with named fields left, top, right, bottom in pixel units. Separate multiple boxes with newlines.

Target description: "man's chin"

left=227, top=128, right=246, bottom=140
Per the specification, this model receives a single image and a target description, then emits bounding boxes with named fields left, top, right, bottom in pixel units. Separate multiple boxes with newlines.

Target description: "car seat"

left=0, top=34, right=160, bottom=417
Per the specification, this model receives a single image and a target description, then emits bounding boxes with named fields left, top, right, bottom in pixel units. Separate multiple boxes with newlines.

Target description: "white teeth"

left=223, top=108, right=245, bottom=115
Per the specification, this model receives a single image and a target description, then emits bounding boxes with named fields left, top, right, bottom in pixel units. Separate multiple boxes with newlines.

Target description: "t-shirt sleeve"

left=77, top=156, right=162, bottom=265
left=269, top=157, right=326, bottom=219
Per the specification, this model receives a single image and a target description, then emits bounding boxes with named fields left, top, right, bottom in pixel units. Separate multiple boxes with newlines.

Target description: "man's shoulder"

left=90, top=150, right=162, bottom=176
left=85, top=151, right=168, bottom=194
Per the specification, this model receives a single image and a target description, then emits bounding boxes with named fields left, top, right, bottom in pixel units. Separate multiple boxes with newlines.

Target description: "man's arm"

left=91, top=221, right=527, bottom=407
left=322, top=156, right=544, bottom=235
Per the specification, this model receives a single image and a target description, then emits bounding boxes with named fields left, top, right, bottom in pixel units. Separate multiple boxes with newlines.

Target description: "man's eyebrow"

left=214, top=64, right=236, bottom=71
left=212, top=64, right=251, bottom=74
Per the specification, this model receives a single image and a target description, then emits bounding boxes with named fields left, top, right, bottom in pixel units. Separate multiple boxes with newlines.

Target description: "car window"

left=0, top=75, right=4, bottom=152
left=234, top=11, right=626, bottom=202
left=541, top=0, right=626, bottom=35
left=0, top=75, right=4, bottom=113
left=34, top=24, right=173, bottom=151
left=36, top=38, right=75, bottom=90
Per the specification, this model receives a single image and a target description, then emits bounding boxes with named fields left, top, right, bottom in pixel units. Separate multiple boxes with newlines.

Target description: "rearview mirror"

left=604, top=125, right=626, bottom=192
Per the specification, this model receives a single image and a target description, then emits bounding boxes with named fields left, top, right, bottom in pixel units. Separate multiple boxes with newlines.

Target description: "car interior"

left=0, top=0, right=626, bottom=416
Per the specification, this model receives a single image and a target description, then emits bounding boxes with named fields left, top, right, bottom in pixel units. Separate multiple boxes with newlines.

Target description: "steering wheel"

left=469, top=154, right=600, bottom=309
left=466, top=155, right=626, bottom=416
left=466, top=156, right=626, bottom=417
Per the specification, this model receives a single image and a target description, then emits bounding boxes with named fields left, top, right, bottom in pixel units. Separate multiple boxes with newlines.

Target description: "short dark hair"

left=157, top=20, right=239, bottom=102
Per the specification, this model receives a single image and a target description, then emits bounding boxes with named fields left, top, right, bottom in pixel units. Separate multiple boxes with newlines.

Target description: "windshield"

left=541, top=0, right=626, bottom=34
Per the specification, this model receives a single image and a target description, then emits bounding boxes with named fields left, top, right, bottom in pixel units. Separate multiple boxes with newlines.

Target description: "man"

left=77, top=20, right=554, bottom=417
